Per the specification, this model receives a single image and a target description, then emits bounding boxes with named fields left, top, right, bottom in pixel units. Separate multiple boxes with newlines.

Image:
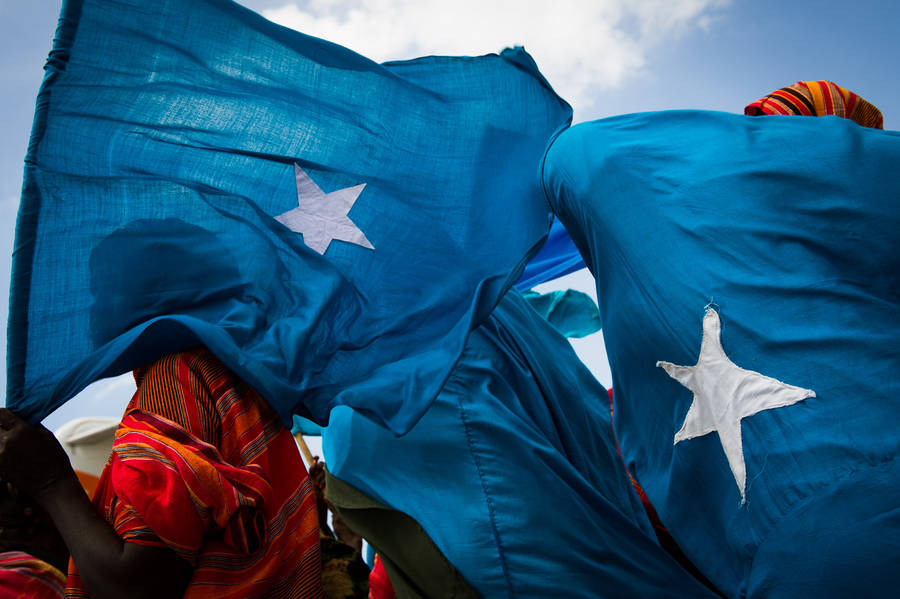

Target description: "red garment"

left=608, top=388, right=666, bottom=532
left=66, top=348, right=321, bottom=598
left=367, top=554, right=395, bottom=599
left=608, top=389, right=716, bottom=590
left=0, top=551, right=65, bottom=598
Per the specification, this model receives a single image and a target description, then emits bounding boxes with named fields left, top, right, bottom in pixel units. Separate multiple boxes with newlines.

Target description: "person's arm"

left=0, top=408, right=191, bottom=599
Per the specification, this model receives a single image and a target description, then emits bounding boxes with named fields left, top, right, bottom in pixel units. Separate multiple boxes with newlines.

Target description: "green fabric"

left=325, top=470, right=480, bottom=599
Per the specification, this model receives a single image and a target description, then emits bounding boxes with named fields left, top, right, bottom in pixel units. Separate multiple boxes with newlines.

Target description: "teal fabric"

left=323, top=290, right=717, bottom=598
left=6, top=0, right=571, bottom=432
left=543, top=111, right=900, bottom=597
left=521, top=288, right=600, bottom=338
left=291, top=415, right=322, bottom=437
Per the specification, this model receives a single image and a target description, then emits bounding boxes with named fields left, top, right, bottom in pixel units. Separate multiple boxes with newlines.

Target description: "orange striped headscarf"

left=745, top=80, right=883, bottom=129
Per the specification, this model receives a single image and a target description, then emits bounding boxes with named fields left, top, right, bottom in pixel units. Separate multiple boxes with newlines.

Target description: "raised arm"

left=0, top=408, right=191, bottom=599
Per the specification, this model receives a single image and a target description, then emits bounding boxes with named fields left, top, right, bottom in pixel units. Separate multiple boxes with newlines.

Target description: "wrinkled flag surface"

left=323, top=290, right=718, bottom=598
left=544, top=110, right=900, bottom=598
left=7, top=0, right=571, bottom=431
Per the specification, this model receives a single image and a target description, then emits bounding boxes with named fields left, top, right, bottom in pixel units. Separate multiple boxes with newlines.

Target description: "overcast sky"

left=1, top=0, right=897, bottom=430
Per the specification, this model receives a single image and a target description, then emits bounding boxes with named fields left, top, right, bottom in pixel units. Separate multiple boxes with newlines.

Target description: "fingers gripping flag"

left=6, top=0, right=572, bottom=432
left=543, top=111, right=900, bottom=598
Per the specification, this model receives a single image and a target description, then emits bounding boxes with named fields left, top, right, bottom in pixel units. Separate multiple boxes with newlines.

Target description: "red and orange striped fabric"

left=66, top=348, right=321, bottom=598
left=0, top=551, right=65, bottom=598
left=745, top=80, right=883, bottom=129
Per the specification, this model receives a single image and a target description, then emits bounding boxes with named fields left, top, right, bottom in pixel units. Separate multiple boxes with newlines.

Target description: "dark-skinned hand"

left=309, top=457, right=364, bottom=552
left=0, top=481, right=69, bottom=571
left=0, top=408, right=77, bottom=503
left=308, top=457, right=335, bottom=537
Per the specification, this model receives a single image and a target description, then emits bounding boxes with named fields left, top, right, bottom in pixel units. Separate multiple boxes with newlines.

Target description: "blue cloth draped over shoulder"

left=543, top=110, right=900, bottom=598
left=323, top=289, right=717, bottom=598
left=6, top=0, right=572, bottom=433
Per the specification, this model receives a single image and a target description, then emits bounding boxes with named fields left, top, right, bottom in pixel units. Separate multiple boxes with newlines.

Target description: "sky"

left=1, top=0, right=898, bottom=431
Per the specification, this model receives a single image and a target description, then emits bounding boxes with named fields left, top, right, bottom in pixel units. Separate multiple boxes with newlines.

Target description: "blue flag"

left=6, top=0, right=571, bottom=432
left=323, top=289, right=718, bottom=598
left=543, top=111, right=900, bottom=597
left=515, top=217, right=585, bottom=290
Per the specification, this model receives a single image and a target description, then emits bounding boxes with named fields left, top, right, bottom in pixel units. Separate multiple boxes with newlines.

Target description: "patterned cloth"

left=0, top=551, right=65, bottom=598
left=65, top=347, right=321, bottom=598
left=745, top=80, right=883, bottom=128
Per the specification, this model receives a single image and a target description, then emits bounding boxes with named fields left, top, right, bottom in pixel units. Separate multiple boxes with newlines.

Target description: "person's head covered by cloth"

left=745, top=80, right=883, bottom=129
left=88, top=218, right=251, bottom=349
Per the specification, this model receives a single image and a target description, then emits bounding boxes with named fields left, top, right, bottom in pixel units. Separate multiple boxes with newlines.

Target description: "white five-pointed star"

left=657, top=308, right=815, bottom=503
left=275, top=164, right=375, bottom=255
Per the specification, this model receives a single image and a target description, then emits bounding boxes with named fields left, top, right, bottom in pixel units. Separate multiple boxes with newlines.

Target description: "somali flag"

left=323, top=289, right=718, bottom=598
left=6, top=0, right=571, bottom=432
left=544, top=111, right=900, bottom=598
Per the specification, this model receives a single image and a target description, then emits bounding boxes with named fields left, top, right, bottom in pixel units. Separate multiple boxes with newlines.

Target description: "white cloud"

left=263, top=0, right=730, bottom=117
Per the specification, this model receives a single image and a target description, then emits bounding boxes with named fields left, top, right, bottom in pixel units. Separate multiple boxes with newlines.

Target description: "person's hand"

left=0, top=409, right=77, bottom=502
left=0, top=481, right=33, bottom=550
left=307, top=457, right=335, bottom=537
left=0, top=481, right=69, bottom=570
left=332, top=511, right=363, bottom=554
left=308, top=456, right=326, bottom=494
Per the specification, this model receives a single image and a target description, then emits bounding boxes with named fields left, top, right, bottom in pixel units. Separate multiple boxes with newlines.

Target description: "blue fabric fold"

left=7, top=0, right=571, bottom=433
left=324, top=290, right=717, bottom=598
left=543, top=110, right=900, bottom=597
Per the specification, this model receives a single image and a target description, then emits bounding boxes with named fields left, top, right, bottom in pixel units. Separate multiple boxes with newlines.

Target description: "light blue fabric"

left=291, top=415, right=322, bottom=437
left=543, top=110, right=900, bottom=598
left=323, top=290, right=717, bottom=598
left=6, top=0, right=571, bottom=432
left=521, top=288, right=600, bottom=338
